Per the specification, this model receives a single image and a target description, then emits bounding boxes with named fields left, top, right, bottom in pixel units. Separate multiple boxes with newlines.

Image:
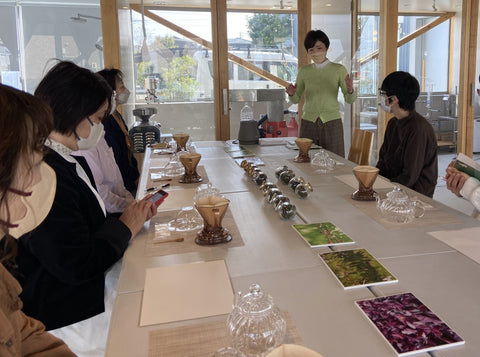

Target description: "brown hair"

left=0, top=84, right=53, bottom=269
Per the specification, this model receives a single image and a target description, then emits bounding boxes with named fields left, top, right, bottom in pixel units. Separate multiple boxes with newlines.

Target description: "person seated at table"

left=443, top=75, right=480, bottom=214
left=16, top=61, right=158, bottom=354
left=376, top=71, right=438, bottom=197
left=97, top=68, right=139, bottom=196
left=72, top=89, right=134, bottom=214
left=0, top=84, right=75, bottom=356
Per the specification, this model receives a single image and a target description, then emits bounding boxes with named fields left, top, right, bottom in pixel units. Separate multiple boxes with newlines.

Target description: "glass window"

left=0, top=5, right=20, bottom=88
left=131, top=9, right=212, bottom=103
left=0, top=2, right=102, bottom=93
left=398, top=17, right=450, bottom=92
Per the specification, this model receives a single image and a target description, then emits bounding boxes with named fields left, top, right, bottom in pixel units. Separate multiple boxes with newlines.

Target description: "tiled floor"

left=433, top=148, right=480, bottom=217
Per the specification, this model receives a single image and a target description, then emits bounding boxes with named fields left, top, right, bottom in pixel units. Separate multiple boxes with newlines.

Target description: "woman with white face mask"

left=15, top=61, right=158, bottom=354
left=286, top=29, right=356, bottom=157
left=72, top=88, right=135, bottom=214
left=0, top=84, right=75, bottom=356
left=97, top=68, right=139, bottom=195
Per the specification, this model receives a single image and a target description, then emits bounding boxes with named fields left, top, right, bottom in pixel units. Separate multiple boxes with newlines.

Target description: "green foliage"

left=247, top=14, right=292, bottom=47
left=321, top=249, right=396, bottom=288
left=136, top=61, right=154, bottom=87
left=294, top=222, right=353, bottom=246
left=159, top=55, right=199, bottom=100
left=153, top=35, right=177, bottom=49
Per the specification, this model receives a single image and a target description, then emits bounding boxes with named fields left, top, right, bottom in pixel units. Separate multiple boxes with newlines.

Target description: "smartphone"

left=149, top=189, right=168, bottom=205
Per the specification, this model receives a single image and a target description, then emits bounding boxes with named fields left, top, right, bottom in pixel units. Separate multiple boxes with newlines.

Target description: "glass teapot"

left=226, top=284, right=286, bottom=357
left=376, top=185, right=425, bottom=223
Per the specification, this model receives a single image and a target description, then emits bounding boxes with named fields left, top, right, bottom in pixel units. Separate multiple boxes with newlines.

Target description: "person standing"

left=376, top=71, right=438, bottom=198
left=286, top=29, right=356, bottom=157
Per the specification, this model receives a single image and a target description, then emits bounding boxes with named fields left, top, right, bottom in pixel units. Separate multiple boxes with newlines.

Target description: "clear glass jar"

left=279, top=169, right=295, bottom=185
left=295, top=181, right=313, bottom=199
left=278, top=202, right=296, bottom=219
left=274, top=165, right=289, bottom=179
left=227, top=284, right=286, bottom=357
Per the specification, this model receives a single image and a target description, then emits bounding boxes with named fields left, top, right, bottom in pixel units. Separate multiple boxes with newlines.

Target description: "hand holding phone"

left=149, top=189, right=168, bottom=205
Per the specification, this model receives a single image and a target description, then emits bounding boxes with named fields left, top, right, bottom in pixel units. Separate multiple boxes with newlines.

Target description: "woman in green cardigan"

left=286, top=30, right=356, bottom=157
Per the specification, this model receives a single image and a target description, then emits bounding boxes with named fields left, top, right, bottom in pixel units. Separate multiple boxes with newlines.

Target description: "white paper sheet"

left=428, top=227, right=480, bottom=264
left=140, top=260, right=234, bottom=326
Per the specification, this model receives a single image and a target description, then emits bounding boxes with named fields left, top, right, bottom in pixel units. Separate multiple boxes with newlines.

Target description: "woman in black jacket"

left=17, top=61, right=158, bottom=353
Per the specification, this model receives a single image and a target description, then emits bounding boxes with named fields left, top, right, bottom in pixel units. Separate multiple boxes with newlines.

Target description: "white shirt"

left=46, top=139, right=107, bottom=216
left=73, top=132, right=134, bottom=213
left=460, top=176, right=480, bottom=214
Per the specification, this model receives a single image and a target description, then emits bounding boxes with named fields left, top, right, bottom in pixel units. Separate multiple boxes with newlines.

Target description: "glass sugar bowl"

left=227, top=284, right=286, bottom=357
left=376, top=185, right=425, bottom=223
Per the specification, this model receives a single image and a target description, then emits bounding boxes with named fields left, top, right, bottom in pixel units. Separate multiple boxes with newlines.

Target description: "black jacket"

left=103, top=112, right=139, bottom=194
left=376, top=110, right=438, bottom=198
left=17, top=149, right=131, bottom=330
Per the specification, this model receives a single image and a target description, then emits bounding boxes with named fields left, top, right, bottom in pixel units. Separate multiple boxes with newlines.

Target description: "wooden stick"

left=154, top=237, right=184, bottom=244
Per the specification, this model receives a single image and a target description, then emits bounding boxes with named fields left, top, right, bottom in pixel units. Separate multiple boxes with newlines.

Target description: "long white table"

left=106, top=142, right=480, bottom=357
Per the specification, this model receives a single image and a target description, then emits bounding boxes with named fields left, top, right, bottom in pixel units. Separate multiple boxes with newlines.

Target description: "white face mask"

left=379, top=95, right=392, bottom=113
left=117, top=88, right=130, bottom=105
left=311, top=51, right=327, bottom=64
left=8, top=163, right=56, bottom=238
left=109, top=91, right=117, bottom=115
left=77, top=119, right=104, bottom=150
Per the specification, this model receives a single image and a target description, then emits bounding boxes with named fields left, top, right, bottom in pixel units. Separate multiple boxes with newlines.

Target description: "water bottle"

left=240, top=102, right=254, bottom=121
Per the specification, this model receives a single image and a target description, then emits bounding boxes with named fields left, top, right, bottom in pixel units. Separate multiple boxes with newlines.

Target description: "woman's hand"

left=445, top=162, right=468, bottom=197
left=119, top=196, right=158, bottom=238
left=285, top=83, right=297, bottom=96
left=345, top=74, right=354, bottom=94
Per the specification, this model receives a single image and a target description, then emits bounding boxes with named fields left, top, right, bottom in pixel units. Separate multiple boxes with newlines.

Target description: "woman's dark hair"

left=0, top=84, right=53, bottom=269
left=97, top=68, right=124, bottom=91
left=34, top=61, right=112, bottom=135
left=304, top=30, right=330, bottom=51
left=380, top=71, right=420, bottom=111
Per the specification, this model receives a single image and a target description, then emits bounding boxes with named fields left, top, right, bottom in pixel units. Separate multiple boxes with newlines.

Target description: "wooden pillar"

left=457, top=0, right=478, bottom=156
left=377, top=0, right=398, bottom=154
left=100, top=0, right=121, bottom=69
left=296, top=0, right=311, bottom=132
left=351, top=0, right=360, bottom=133
left=211, top=0, right=230, bottom=141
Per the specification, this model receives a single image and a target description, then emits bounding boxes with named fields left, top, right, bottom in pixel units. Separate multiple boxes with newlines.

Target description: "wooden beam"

left=397, top=12, right=455, bottom=47
left=130, top=4, right=289, bottom=88
left=457, top=0, right=478, bottom=156
left=359, top=12, right=454, bottom=66
left=296, top=0, right=311, bottom=133
left=351, top=0, right=360, bottom=133
left=211, top=0, right=230, bottom=141
left=100, top=0, right=121, bottom=69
